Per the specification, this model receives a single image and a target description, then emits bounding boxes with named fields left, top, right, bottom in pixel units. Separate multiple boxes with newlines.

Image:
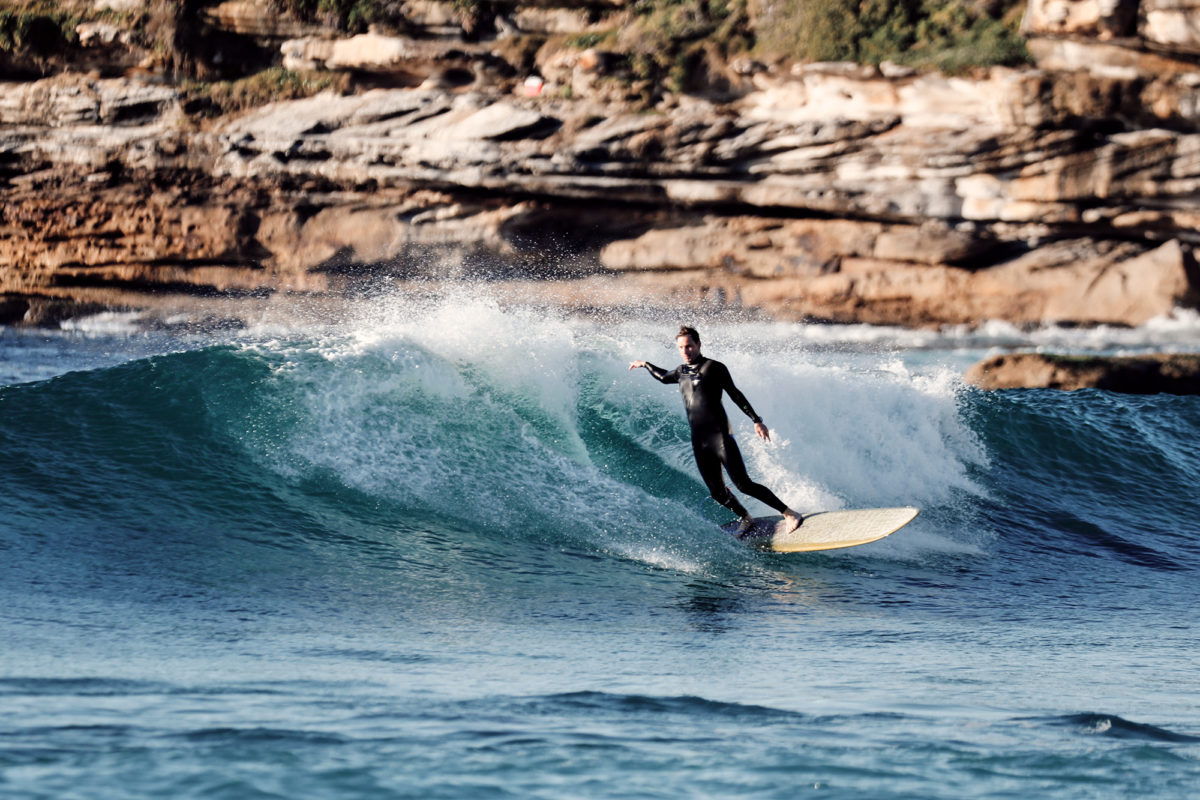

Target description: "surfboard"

left=719, top=507, right=919, bottom=553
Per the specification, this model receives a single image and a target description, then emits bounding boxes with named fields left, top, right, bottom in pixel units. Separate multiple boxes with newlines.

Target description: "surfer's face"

left=676, top=334, right=700, bottom=364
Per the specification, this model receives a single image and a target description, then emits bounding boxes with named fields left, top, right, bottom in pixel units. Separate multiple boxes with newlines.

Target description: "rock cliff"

left=3, top=0, right=1200, bottom=328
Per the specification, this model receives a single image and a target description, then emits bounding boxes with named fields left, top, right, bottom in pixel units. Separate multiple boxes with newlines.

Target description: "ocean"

left=3, top=290, right=1199, bottom=798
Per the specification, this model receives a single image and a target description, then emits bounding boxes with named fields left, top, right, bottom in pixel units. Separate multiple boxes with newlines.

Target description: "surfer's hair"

left=677, top=326, right=700, bottom=344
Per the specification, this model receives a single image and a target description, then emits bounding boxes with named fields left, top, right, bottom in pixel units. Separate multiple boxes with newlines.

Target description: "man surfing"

left=630, top=326, right=803, bottom=535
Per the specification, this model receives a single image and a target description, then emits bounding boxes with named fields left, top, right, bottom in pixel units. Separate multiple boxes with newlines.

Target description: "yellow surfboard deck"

left=720, top=507, right=920, bottom=553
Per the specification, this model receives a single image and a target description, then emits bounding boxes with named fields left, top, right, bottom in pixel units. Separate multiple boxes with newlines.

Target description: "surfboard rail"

left=720, top=507, right=920, bottom=553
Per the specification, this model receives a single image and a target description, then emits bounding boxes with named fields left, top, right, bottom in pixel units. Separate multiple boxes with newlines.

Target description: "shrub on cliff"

left=0, top=2, right=80, bottom=65
left=576, top=0, right=1027, bottom=103
left=270, top=0, right=408, bottom=33
left=183, top=66, right=347, bottom=116
left=754, top=0, right=1030, bottom=72
left=566, top=0, right=750, bottom=102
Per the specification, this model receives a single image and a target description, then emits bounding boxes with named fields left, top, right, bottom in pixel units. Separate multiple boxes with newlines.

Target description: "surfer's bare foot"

left=736, top=516, right=756, bottom=537
left=782, top=510, right=803, bottom=533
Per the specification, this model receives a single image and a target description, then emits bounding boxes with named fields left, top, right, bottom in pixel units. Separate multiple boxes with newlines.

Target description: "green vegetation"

left=625, top=0, right=750, bottom=93
left=754, top=0, right=1029, bottom=73
left=183, top=67, right=346, bottom=116
left=0, top=0, right=1031, bottom=106
left=271, top=0, right=405, bottom=33
left=0, top=5, right=79, bottom=53
left=571, top=0, right=1027, bottom=101
left=566, top=30, right=617, bottom=51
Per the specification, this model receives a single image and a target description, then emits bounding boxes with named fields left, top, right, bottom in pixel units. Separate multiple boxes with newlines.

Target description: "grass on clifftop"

left=752, top=0, right=1029, bottom=72
left=1, top=0, right=1031, bottom=97
left=570, top=0, right=1028, bottom=100
left=626, top=0, right=752, bottom=92
left=266, top=0, right=1029, bottom=77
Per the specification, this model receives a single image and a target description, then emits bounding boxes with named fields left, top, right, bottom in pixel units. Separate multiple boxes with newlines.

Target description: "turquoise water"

left=3, top=294, right=1200, bottom=798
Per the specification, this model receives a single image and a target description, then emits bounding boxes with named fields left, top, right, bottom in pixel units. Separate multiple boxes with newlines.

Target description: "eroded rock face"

left=3, top=68, right=1200, bottom=328
left=3, top=1, right=1200, bottom=328
left=1022, top=0, right=1139, bottom=39
left=204, top=0, right=312, bottom=38
left=1139, top=0, right=1200, bottom=49
left=1025, top=0, right=1200, bottom=52
left=0, top=75, right=178, bottom=126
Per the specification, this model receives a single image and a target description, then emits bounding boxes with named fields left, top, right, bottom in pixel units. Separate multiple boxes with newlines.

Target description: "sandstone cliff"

left=3, top=0, right=1200, bottom=328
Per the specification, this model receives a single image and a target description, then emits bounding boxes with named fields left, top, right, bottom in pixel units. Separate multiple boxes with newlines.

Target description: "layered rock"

left=3, top=0, right=1200, bottom=329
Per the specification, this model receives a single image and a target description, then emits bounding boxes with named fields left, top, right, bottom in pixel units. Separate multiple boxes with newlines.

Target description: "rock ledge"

left=965, top=353, right=1200, bottom=393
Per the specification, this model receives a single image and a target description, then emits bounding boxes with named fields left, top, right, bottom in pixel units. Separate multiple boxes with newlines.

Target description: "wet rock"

left=965, top=352, right=1200, bottom=393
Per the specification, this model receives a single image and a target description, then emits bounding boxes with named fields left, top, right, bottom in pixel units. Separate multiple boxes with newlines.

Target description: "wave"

left=1046, top=713, right=1200, bottom=743
left=969, top=387, right=1200, bottom=571
left=3, top=292, right=1199, bottom=587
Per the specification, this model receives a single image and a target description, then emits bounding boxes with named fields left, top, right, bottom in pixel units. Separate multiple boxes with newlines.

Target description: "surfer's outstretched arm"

left=628, top=361, right=679, bottom=384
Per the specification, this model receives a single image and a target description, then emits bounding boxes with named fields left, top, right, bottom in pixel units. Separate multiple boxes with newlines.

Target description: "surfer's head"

left=676, top=326, right=701, bottom=364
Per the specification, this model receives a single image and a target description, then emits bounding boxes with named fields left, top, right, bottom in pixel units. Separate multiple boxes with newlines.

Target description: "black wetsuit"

left=643, top=356, right=789, bottom=519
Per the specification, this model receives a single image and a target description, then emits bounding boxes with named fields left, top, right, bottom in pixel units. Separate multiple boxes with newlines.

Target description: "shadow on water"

left=1037, top=511, right=1189, bottom=572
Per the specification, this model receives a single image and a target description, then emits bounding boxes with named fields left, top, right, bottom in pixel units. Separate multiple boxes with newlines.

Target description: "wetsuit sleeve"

left=717, top=362, right=762, bottom=424
left=643, top=363, right=681, bottom=384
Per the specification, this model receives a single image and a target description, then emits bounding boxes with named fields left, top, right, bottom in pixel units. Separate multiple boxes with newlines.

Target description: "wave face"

left=3, top=293, right=1200, bottom=799
left=0, top=295, right=987, bottom=577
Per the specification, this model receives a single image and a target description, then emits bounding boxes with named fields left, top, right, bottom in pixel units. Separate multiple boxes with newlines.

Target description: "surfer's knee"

left=711, top=486, right=734, bottom=506
left=729, top=475, right=759, bottom=495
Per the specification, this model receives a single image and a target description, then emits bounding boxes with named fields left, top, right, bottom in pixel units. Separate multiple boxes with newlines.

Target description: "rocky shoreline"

left=965, top=352, right=1200, bottom=394
left=4, top=1, right=1200, bottom=390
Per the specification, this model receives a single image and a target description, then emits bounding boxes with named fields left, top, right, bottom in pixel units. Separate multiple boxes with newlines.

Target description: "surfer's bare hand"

left=629, top=360, right=646, bottom=370
left=755, top=421, right=770, bottom=441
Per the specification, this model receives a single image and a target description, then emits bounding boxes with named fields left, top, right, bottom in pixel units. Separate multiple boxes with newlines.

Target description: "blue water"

left=3, top=294, right=1200, bottom=798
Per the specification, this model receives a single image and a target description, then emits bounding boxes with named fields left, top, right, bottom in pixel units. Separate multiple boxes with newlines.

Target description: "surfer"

left=630, top=326, right=803, bottom=535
